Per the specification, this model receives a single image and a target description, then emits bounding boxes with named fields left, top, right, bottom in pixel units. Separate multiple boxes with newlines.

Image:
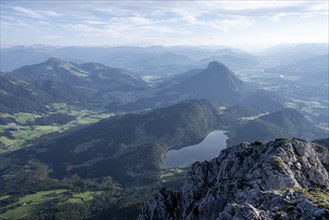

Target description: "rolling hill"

left=0, top=72, right=95, bottom=113
left=9, top=57, right=150, bottom=108
left=2, top=99, right=223, bottom=185
left=11, top=57, right=90, bottom=82
left=11, top=57, right=148, bottom=91
left=0, top=72, right=52, bottom=113
left=227, top=108, right=327, bottom=146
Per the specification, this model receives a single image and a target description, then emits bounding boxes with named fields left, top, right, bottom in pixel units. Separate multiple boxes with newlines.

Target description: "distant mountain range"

left=1, top=57, right=303, bottom=117
left=2, top=58, right=284, bottom=113
left=2, top=44, right=327, bottom=76
left=116, top=61, right=286, bottom=111
left=12, top=57, right=147, bottom=91
left=1, top=56, right=326, bottom=141
left=1, top=58, right=149, bottom=112
left=265, top=53, right=329, bottom=87
left=120, top=61, right=244, bottom=108
left=1, top=45, right=259, bottom=75
left=260, top=43, right=328, bottom=65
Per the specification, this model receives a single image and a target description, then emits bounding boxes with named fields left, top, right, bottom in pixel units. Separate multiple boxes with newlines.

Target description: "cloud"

left=42, top=34, right=61, bottom=39
left=300, top=13, right=314, bottom=19
left=84, top=20, right=108, bottom=25
left=271, top=13, right=288, bottom=22
left=93, top=6, right=131, bottom=16
left=13, top=6, right=46, bottom=19
left=1, top=14, right=30, bottom=27
left=118, top=17, right=152, bottom=26
left=214, top=1, right=301, bottom=12
left=65, top=16, right=173, bottom=37
left=38, top=10, right=62, bottom=17
left=179, top=14, right=254, bottom=32
left=65, top=24, right=103, bottom=33
left=165, top=1, right=329, bottom=20
left=2, top=1, right=327, bottom=48
left=214, top=16, right=254, bottom=31
left=309, top=1, right=329, bottom=14
left=12, top=6, right=61, bottom=20
left=38, top=21, right=51, bottom=25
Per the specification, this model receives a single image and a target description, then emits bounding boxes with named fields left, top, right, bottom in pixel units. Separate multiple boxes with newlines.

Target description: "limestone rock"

left=138, top=139, right=329, bottom=220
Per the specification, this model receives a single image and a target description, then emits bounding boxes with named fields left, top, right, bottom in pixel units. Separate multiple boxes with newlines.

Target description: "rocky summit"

left=138, top=138, right=329, bottom=220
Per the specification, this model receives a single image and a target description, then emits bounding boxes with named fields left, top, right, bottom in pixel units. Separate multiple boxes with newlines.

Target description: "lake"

left=163, top=130, right=228, bottom=168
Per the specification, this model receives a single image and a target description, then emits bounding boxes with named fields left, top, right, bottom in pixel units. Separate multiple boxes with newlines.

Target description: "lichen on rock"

left=138, top=138, right=329, bottom=220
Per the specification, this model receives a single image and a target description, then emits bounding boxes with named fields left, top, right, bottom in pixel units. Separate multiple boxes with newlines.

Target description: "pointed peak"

left=44, top=57, right=67, bottom=64
left=206, top=61, right=228, bottom=69
left=204, top=61, right=231, bottom=74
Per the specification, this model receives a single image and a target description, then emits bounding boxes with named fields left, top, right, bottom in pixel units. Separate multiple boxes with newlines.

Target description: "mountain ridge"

left=11, top=57, right=147, bottom=90
left=0, top=72, right=52, bottom=113
left=116, top=61, right=245, bottom=111
left=12, top=57, right=90, bottom=82
left=170, top=61, right=244, bottom=104
left=227, top=108, right=327, bottom=146
left=0, top=72, right=94, bottom=113
left=138, top=138, right=329, bottom=219
left=1, top=45, right=258, bottom=74
left=2, top=99, right=223, bottom=184
left=8, top=57, right=149, bottom=108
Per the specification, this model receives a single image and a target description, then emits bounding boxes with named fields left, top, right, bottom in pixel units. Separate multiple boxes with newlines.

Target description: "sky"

left=1, top=0, right=328, bottom=52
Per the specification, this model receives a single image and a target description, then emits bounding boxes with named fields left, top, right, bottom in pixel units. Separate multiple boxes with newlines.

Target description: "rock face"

left=138, top=139, right=329, bottom=220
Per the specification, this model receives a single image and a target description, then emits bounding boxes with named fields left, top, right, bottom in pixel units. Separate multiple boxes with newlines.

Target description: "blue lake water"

left=163, top=130, right=228, bottom=168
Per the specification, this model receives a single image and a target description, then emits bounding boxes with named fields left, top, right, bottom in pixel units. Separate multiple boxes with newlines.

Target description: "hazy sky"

left=1, top=0, right=328, bottom=51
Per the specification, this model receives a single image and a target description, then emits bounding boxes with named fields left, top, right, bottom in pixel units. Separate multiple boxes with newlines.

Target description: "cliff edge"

left=138, top=138, right=329, bottom=220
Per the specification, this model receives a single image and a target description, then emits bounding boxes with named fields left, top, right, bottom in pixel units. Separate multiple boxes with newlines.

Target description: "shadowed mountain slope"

left=0, top=72, right=51, bottom=113
left=3, top=100, right=223, bottom=184
left=227, top=108, right=327, bottom=146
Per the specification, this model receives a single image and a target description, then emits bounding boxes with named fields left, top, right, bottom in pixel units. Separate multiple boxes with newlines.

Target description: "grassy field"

left=67, top=191, right=103, bottom=203
left=11, top=113, right=41, bottom=124
left=0, top=103, right=112, bottom=153
left=0, top=190, right=104, bottom=219
left=0, top=196, right=10, bottom=201
left=0, top=125, right=61, bottom=153
left=0, top=189, right=67, bottom=220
